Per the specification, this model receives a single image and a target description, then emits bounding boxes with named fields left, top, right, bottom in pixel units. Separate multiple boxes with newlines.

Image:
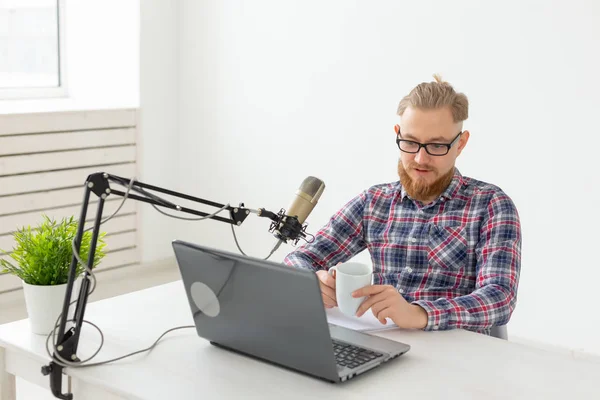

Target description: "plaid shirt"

left=283, top=168, right=521, bottom=332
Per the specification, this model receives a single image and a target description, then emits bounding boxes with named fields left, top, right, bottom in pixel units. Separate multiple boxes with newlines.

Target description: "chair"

left=490, top=325, right=508, bottom=340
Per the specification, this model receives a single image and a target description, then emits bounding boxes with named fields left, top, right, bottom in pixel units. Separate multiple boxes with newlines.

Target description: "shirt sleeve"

left=413, top=191, right=522, bottom=331
left=282, top=191, right=369, bottom=272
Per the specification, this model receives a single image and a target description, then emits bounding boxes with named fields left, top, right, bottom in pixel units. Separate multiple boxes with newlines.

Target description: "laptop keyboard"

left=332, top=340, right=384, bottom=369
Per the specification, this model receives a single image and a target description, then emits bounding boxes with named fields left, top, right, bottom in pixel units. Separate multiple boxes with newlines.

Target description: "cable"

left=46, top=318, right=194, bottom=368
left=69, top=176, right=136, bottom=299
left=230, top=224, right=282, bottom=260
left=49, top=176, right=138, bottom=368
left=149, top=201, right=231, bottom=221
left=302, top=231, right=316, bottom=244
left=48, top=175, right=273, bottom=371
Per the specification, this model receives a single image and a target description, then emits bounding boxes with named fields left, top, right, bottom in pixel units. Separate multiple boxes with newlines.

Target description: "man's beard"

left=397, top=160, right=455, bottom=202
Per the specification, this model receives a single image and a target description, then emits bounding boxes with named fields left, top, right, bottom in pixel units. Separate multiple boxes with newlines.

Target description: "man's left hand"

left=353, top=285, right=428, bottom=329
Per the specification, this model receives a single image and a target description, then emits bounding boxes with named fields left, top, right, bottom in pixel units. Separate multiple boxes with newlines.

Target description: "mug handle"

left=328, top=266, right=337, bottom=278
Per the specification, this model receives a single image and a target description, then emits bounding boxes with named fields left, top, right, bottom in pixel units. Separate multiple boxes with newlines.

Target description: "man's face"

left=395, top=106, right=469, bottom=202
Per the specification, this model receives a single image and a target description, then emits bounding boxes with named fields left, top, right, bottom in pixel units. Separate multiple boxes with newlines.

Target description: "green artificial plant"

left=0, top=215, right=107, bottom=286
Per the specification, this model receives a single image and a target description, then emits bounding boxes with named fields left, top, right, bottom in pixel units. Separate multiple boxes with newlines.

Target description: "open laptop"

left=172, top=239, right=410, bottom=382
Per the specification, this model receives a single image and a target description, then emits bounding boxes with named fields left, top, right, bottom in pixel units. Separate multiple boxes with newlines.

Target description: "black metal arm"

left=40, top=172, right=293, bottom=399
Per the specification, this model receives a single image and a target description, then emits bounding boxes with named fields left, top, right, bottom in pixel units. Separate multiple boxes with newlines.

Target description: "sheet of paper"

left=326, top=307, right=398, bottom=332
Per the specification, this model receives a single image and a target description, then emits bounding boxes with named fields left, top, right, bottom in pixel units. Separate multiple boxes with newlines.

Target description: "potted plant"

left=0, top=215, right=107, bottom=335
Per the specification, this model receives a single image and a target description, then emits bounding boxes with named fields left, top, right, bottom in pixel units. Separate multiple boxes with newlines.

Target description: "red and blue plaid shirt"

left=283, top=168, right=521, bottom=332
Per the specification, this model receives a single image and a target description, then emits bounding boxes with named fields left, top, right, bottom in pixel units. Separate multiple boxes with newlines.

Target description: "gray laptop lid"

left=172, top=240, right=340, bottom=381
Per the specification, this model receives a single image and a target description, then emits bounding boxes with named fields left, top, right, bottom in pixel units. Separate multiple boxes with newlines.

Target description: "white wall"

left=139, top=0, right=179, bottom=262
left=64, top=0, right=139, bottom=109
left=175, top=0, right=600, bottom=355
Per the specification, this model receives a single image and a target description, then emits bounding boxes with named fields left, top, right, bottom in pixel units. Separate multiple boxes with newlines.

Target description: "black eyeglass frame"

left=395, top=131, right=463, bottom=156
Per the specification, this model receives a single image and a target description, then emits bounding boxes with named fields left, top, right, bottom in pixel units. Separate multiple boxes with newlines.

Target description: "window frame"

left=0, top=0, right=67, bottom=100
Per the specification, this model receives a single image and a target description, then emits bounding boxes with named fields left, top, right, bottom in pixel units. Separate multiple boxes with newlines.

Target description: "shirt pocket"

left=427, top=223, right=468, bottom=272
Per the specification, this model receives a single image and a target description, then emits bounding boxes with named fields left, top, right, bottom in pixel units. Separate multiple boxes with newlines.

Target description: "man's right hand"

left=316, top=269, right=337, bottom=308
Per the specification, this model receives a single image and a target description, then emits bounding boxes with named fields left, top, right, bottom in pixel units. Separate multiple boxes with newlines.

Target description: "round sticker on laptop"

left=190, top=281, right=220, bottom=317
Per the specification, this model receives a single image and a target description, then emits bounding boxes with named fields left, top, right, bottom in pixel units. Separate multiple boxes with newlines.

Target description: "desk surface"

left=1, top=281, right=600, bottom=400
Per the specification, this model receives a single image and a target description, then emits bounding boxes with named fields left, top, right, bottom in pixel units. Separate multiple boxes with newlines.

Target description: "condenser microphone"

left=271, top=176, right=326, bottom=243
left=286, top=176, right=326, bottom=224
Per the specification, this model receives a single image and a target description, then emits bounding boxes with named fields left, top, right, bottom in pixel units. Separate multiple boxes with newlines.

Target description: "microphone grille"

left=299, top=176, right=326, bottom=198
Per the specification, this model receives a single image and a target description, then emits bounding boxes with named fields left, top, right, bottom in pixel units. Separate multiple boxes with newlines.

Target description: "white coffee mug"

left=328, top=262, right=372, bottom=317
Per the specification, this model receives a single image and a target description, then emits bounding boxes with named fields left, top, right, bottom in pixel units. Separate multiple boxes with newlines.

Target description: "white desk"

left=1, top=281, right=599, bottom=400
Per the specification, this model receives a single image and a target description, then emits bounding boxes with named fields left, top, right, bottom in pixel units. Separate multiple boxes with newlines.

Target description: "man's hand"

left=353, top=285, right=428, bottom=329
left=316, top=270, right=337, bottom=308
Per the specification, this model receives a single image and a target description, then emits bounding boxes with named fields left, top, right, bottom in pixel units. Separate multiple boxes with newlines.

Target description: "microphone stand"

left=40, top=172, right=305, bottom=400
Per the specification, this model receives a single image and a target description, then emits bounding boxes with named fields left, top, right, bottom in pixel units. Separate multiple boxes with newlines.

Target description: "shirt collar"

left=400, top=182, right=409, bottom=201
left=399, top=167, right=465, bottom=203
left=440, top=168, right=464, bottom=201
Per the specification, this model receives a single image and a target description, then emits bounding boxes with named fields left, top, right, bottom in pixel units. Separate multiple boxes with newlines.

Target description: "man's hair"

left=397, top=74, right=469, bottom=123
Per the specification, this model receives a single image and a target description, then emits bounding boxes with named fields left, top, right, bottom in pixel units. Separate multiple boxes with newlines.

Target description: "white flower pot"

left=22, top=279, right=81, bottom=335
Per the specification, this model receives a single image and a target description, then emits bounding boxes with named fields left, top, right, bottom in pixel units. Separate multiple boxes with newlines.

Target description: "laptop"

left=172, top=239, right=411, bottom=382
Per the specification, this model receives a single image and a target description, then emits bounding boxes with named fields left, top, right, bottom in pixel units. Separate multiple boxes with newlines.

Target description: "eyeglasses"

left=396, top=131, right=462, bottom=156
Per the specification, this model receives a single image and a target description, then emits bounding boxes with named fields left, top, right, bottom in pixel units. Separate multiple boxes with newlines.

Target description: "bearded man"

left=283, top=75, right=521, bottom=335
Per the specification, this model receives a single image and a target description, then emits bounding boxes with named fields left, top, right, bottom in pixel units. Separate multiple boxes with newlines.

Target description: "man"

left=283, top=75, right=521, bottom=333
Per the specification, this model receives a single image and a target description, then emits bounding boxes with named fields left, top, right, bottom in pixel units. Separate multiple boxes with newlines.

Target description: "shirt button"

left=433, top=325, right=439, bottom=330
left=405, top=267, right=413, bottom=273
left=399, top=288, right=405, bottom=294
left=409, top=237, right=418, bottom=243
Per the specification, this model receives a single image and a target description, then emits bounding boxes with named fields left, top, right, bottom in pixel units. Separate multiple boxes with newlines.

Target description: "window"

left=0, top=0, right=66, bottom=99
